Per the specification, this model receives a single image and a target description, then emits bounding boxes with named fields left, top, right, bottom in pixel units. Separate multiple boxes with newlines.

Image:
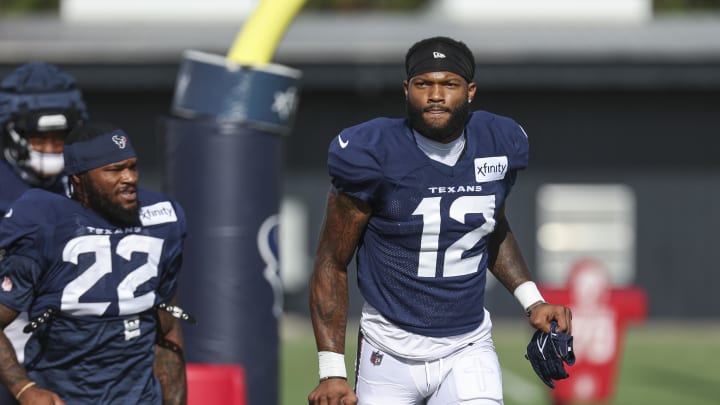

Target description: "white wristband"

left=318, top=351, right=347, bottom=380
left=513, top=281, right=545, bottom=312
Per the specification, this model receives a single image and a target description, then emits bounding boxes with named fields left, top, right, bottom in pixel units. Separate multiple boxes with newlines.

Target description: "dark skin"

left=26, top=131, right=65, bottom=155
left=308, top=71, right=572, bottom=405
left=0, top=157, right=187, bottom=404
left=0, top=307, right=65, bottom=405
left=403, top=71, right=476, bottom=143
left=308, top=189, right=368, bottom=405
left=154, top=295, right=187, bottom=405
left=72, top=157, right=140, bottom=214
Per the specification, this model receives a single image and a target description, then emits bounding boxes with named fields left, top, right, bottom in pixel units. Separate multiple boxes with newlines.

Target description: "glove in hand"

left=525, top=320, right=576, bottom=388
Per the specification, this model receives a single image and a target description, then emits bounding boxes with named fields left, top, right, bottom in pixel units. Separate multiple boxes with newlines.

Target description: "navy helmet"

left=0, top=62, right=88, bottom=184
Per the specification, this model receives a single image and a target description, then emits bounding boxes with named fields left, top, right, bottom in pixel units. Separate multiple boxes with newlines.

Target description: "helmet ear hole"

left=4, top=122, right=31, bottom=162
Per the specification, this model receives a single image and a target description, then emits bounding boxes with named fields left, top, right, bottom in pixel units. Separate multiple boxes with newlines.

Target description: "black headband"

left=405, top=37, right=475, bottom=83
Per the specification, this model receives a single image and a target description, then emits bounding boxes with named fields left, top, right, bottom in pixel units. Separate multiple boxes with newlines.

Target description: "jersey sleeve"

left=0, top=191, right=47, bottom=264
left=502, top=120, right=530, bottom=186
left=327, top=128, right=383, bottom=203
left=511, top=124, right=530, bottom=170
left=0, top=162, right=31, bottom=217
left=0, top=255, right=41, bottom=312
left=504, top=123, right=529, bottom=189
left=494, top=118, right=529, bottom=171
left=0, top=192, right=48, bottom=312
left=467, top=111, right=529, bottom=172
left=156, top=254, right=182, bottom=304
left=155, top=198, right=187, bottom=303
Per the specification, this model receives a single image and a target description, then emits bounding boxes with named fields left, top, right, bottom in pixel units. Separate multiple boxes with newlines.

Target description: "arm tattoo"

left=154, top=302, right=187, bottom=405
left=487, top=207, right=533, bottom=293
left=0, top=305, right=30, bottom=395
left=154, top=342, right=186, bottom=405
left=310, top=189, right=370, bottom=353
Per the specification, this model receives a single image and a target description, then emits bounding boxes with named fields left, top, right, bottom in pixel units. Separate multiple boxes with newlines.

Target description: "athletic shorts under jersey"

left=0, top=188, right=186, bottom=405
left=328, top=110, right=529, bottom=338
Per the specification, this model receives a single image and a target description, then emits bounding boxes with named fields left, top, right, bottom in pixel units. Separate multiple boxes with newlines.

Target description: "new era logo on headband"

left=112, top=134, right=127, bottom=149
left=406, top=37, right=475, bottom=82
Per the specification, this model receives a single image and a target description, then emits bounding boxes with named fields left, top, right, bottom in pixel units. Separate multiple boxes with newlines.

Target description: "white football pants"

left=355, top=335, right=503, bottom=405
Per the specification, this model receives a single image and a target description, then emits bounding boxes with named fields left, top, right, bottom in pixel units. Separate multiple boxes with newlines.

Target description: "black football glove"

left=525, top=320, right=576, bottom=388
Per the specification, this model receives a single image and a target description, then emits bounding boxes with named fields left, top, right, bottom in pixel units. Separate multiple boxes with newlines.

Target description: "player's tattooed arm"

left=487, top=203, right=534, bottom=292
left=0, top=305, right=31, bottom=396
left=154, top=294, right=187, bottom=405
left=310, top=187, right=371, bottom=354
left=0, top=305, right=65, bottom=403
left=488, top=204, right=573, bottom=333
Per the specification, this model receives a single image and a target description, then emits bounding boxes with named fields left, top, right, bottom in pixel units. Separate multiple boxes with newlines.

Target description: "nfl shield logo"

left=370, top=350, right=383, bottom=366
left=1, top=276, right=12, bottom=292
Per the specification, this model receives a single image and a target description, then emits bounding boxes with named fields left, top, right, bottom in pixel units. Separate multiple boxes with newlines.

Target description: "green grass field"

left=280, top=317, right=720, bottom=405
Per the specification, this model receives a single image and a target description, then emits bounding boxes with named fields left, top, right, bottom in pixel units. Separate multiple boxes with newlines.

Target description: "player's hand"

left=308, top=377, right=358, bottom=405
left=525, top=320, right=576, bottom=388
left=527, top=302, right=572, bottom=334
left=17, top=385, right=66, bottom=405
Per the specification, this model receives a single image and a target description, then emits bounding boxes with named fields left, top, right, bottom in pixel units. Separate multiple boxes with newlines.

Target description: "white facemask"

left=24, top=150, right=65, bottom=177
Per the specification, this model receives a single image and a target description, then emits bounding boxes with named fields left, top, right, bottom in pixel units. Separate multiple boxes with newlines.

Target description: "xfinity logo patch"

left=474, top=156, right=508, bottom=182
left=140, top=201, right=177, bottom=226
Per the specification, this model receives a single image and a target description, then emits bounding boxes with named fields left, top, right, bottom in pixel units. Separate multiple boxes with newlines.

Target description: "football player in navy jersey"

left=0, top=62, right=88, bottom=214
left=0, top=62, right=88, bottom=405
left=308, top=37, right=573, bottom=405
left=0, top=122, right=188, bottom=404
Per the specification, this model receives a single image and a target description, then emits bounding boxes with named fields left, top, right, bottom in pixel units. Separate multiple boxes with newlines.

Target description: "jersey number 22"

left=61, top=234, right=164, bottom=316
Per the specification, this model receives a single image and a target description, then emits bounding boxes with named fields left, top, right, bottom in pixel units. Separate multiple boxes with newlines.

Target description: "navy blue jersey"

left=329, top=111, right=529, bottom=337
left=0, top=188, right=186, bottom=404
left=0, top=160, right=31, bottom=217
left=0, top=160, right=66, bottom=217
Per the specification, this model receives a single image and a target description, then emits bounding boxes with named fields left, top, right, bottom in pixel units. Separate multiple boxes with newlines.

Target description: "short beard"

left=79, top=175, right=140, bottom=227
left=406, top=99, right=470, bottom=143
